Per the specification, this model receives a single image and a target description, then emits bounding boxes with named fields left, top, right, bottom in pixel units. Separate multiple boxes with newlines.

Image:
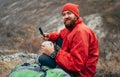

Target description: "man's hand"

left=41, top=42, right=54, bottom=56
left=41, top=33, right=49, bottom=41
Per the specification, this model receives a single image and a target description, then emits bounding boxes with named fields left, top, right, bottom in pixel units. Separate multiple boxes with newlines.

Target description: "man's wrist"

left=50, top=51, right=56, bottom=59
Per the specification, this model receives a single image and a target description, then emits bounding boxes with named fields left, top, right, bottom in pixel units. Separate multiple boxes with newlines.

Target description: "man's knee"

left=38, top=54, right=57, bottom=68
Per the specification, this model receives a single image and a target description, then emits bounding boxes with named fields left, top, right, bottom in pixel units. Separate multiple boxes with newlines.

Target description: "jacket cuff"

left=50, top=51, right=56, bottom=59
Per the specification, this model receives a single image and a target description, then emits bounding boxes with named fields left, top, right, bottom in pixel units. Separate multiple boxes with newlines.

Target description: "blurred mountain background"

left=0, top=0, right=120, bottom=77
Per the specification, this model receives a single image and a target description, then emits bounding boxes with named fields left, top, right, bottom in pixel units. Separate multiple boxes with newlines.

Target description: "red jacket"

left=49, top=18, right=99, bottom=77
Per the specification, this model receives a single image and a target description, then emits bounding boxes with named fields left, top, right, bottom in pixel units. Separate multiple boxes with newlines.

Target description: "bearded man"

left=39, top=3, right=99, bottom=77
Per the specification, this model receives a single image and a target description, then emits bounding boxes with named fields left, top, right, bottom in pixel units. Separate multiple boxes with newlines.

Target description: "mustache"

left=64, top=18, right=71, bottom=23
left=64, top=18, right=71, bottom=21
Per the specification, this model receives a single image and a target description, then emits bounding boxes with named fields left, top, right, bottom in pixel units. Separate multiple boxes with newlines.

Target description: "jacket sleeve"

left=55, top=30, right=99, bottom=72
left=49, top=32, right=60, bottom=43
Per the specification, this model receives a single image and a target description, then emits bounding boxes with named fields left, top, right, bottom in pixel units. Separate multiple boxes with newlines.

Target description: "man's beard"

left=64, top=18, right=77, bottom=29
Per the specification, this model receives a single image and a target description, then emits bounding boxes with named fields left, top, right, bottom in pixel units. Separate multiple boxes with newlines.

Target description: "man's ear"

left=75, top=15, right=78, bottom=20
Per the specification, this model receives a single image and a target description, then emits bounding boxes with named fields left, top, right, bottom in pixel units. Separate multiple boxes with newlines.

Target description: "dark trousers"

left=38, top=54, right=57, bottom=68
left=38, top=54, right=75, bottom=77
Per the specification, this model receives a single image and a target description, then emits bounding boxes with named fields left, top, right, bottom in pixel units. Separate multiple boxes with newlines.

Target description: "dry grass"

left=0, top=60, right=22, bottom=77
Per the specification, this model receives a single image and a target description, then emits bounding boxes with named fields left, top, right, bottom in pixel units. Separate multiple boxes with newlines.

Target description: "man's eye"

left=62, top=13, right=65, bottom=16
left=67, top=12, right=72, bottom=15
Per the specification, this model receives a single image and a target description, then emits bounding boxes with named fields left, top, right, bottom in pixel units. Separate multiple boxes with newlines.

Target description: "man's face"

left=62, top=11, right=77, bottom=29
